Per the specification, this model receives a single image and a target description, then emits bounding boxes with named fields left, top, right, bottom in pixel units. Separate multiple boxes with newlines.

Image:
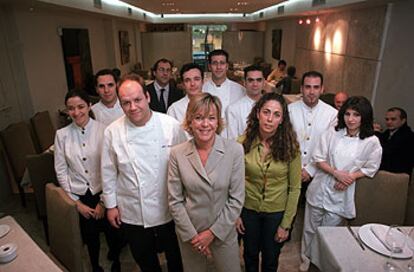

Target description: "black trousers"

left=122, top=220, right=183, bottom=272
left=78, top=190, right=121, bottom=270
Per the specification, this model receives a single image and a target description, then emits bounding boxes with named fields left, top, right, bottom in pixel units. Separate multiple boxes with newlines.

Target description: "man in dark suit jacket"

left=146, top=58, right=184, bottom=113
left=376, top=107, right=414, bottom=175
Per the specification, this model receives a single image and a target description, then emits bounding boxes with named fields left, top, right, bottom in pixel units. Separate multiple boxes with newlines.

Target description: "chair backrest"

left=350, top=170, right=409, bottom=226
left=404, top=169, right=414, bottom=225
left=0, top=121, right=38, bottom=181
left=46, top=183, right=84, bottom=272
left=290, top=78, right=301, bottom=94
left=26, top=153, right=57, bottom=218
left=319, top=92, right=336, bottom=108
left=30, top=111, right=55, bottom=152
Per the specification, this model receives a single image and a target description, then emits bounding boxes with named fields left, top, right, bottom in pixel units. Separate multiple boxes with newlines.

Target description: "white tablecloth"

left=311, top=226, right=412, bottom=272
left=0, top=216, right=62, bottom=271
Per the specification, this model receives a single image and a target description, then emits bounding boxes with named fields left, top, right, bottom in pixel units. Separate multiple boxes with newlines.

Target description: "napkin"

left=370, top=225, right=403, bottom=253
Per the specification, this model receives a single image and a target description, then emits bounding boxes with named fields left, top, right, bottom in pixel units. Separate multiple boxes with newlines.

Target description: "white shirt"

left=167, top=95, right=189, bottom=124
left=203, top=78, right=245, bottom=118
left=288, top=100, right=338, bottom=177
left=226, top=95, right=255, bottom=140
left=92, top=99, right=124, bottom=127
left=154, top=80, right=170, bottom=106
left=306, top=129, right=382, bottom=218
left=101, top=112, right=187, bottom=227
left=54, top=119, right=106, bottom=201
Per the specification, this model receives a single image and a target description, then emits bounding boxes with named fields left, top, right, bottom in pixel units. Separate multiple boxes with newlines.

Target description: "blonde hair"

left=183, top=93, right=224, bottom=135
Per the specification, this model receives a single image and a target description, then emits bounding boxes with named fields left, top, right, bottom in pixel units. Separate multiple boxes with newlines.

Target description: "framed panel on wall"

left=272, top=29, right=282, bottom=60
left=119, top=30, right=130, bottom=65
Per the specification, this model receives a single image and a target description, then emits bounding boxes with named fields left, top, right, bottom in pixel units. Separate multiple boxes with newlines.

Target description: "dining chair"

left=350, top=170, right=409, bottom=226
left=0, top=121, right=38, bottom=207
left=26, top=152, right=57, bottom=244
left=404, top=169, right=414, bottom=225
left=30, top=111, right=55, bottom=153
left=46, top=183, right=85, bottom=272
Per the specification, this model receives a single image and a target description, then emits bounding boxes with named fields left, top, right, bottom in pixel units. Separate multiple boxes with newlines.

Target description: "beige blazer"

left=168, top=135, right=245, bottom=242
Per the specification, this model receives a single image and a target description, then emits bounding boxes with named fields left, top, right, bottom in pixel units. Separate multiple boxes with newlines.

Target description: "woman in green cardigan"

left=237, top=92, right=301, bottom=272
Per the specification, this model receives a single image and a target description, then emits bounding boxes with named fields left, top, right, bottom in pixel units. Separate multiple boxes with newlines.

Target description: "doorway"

left=60, top=28, right=95, bottom=95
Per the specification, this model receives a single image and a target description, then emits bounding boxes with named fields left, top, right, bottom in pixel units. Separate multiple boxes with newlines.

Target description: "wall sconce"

left=306, top=18, right=311, bottom=24
left=298, top=19, right=303, bottom=25
left=315, top=17, right=320, bottom=23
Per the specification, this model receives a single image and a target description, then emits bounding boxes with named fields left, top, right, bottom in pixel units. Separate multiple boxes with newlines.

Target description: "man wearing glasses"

left=203, top=49, right=245, bottom=119
left=226, top=65, right=264, bottom=140
left=147, top=58, right=184, bottom=113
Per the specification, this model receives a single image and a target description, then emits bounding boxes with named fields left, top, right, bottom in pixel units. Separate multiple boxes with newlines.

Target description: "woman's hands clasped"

left=191, top=229, right=215, bottom=257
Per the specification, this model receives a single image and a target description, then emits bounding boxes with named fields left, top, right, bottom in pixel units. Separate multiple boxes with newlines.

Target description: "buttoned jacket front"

left=168, top=136, right=245, bottom=242
left=101, top=112, right=187, bottom=227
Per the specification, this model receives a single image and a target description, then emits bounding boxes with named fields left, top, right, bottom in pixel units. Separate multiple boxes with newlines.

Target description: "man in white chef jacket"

left=203, top=49, right=245, bottom=122
left=289, top=70, right=338, bottom=185
left=288, top=71, right=337, bottom=271
left=92, top=69, right=124, bottom=127
left=101, top=73, right=186, bottom=272
left=226, top=64, right=264, bottom=140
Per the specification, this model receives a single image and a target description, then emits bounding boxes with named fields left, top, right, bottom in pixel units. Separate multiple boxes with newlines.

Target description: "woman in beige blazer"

left=168, top=93, right=245, bottom=272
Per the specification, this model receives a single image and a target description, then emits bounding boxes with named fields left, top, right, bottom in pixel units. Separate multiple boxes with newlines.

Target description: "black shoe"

left=111, top=260, right=121, bottom=272
left=107, top=250, right=114, bottom=261
left=92, top=266, right=104, bottom=272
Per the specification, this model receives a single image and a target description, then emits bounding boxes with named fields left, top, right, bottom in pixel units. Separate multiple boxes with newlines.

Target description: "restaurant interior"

left=0, top=0, right=413, bottom=271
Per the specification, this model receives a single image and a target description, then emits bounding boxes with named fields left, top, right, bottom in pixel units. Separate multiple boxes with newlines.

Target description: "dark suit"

left=377, top=123, right=414, bottom=175
left=146, top=81, right=184, bottom=113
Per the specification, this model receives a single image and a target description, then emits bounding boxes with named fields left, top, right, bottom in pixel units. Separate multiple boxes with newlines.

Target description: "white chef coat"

left=306, top=129, right=382, bottom=218
left=54, top=118, right=106, bottom=201
left=203, top=78, right=245, bottom=118
left=92, top=99, right=124, bottom=127
left=225, top=95, right=255, bottom=140
left=167, top=95, right=189, bottom=124
left=288, top=99, right=337, bottom=177
left=101, top=112, right=187, bottom=227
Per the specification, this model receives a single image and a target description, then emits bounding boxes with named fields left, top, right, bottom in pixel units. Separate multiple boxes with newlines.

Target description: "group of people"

left=54, top=48, right=412, bottom=272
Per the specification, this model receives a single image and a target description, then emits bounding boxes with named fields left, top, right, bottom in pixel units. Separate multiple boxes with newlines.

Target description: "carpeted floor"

left=0, top=193, right=319, bottom=271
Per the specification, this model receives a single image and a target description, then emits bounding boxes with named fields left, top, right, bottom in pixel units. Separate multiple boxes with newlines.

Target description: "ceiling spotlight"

left=306, top=18, right=311, bottom=24
left=298, top=19, right=303, bottom=25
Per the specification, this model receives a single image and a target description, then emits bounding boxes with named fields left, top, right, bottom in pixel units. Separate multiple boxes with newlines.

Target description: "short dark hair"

left=278, top=60, right=287, bottom=67
left=336, top=96, right=374, bottom=139
left=64, top=89, right=94, bottom=119
left=118, top=73, right=148, bottom=95
left=94, top=69, right=117, bottom=87
left=180, top=63, right=204, bottom=80
left=207, top=49, right=229, bottom=63
left=244, top=65, right=264, bottom=79
left=287, top=66, right=296, bottom=77
left=387, top=107, right=407, bottom=120
left=301, top=70, right=323, bottom=86
left=65, top=89, right=91, bottom=105
left=152, top=58, right=173, bottom=72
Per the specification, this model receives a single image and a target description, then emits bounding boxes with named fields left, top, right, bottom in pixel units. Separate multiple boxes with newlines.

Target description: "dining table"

left=310, top=226, right=413, bottom=272
left=0, top=216, right=63, bottom=271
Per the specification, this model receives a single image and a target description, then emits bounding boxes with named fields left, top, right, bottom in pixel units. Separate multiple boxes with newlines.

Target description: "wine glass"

left=407, top=227, right=414, bottom=271
left=384, top=225, right=405, bottom=271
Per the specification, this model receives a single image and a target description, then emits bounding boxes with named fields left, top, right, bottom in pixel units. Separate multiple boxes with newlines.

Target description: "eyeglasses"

left=246, top=77, right=264, bottom=83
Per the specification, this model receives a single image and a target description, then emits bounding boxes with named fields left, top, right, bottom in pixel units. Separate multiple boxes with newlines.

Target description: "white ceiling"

left=122, top=0, right=286, bottom=14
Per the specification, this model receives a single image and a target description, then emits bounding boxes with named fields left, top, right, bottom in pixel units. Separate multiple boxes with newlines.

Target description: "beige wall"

left=3, top=3, right=142, bottom=127
left=222, top=31, right=264, bottom=64
left=264, top=19, right=297, bottom=69
left=141, top=31, right=192, bottom=70
left=373, top=0, right=414, bottom=126
left=294, top=6, right=387, bottom=96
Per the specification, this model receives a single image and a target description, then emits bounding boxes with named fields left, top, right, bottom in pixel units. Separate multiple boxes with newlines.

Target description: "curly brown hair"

left=242, top=92, right=300, bottom=162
